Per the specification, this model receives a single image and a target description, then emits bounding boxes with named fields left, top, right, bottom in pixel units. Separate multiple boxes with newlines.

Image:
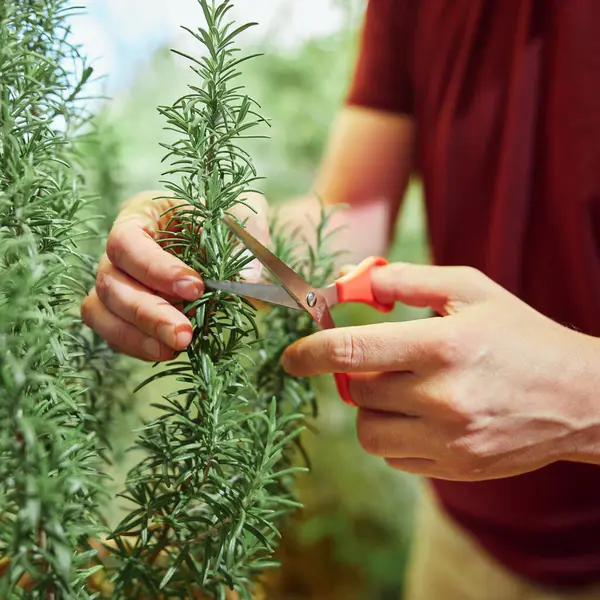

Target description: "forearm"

left=273, top=194, right=397, bottom=265
left=274, top=107, right=415, bottom=265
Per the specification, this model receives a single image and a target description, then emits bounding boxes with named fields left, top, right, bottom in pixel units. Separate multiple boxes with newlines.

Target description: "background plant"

left=0, top=1, right=136, bottom=597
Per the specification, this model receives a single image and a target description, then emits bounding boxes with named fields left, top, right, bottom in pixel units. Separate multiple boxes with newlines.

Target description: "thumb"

left=338, top=263, right=358, bottom=277
left=371, top=263, right=505, bottom=316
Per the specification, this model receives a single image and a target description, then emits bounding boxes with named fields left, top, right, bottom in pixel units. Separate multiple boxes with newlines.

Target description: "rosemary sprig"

left=108, top=2, right=337, bottom=598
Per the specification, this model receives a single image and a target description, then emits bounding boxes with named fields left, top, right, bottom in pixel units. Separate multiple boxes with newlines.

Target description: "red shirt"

left=347, top=0, right=600, bottom=589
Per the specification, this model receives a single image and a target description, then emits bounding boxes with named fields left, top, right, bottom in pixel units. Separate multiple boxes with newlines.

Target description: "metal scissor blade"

left=222, top=214, right=313, bottom=306
left=204, top=279, right=303, bottom=311
left=221, top=214, right=337, bottom=330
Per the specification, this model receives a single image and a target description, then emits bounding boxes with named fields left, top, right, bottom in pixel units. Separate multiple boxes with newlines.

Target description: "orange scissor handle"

left=335, top=373, right=356, bottom=406
left=333, top=256, right=393, bottom=406
left=334, top=256, right=394, bottom=313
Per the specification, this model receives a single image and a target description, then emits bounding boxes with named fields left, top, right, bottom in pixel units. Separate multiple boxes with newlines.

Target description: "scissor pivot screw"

left=306, top=291, right=317, bottom=307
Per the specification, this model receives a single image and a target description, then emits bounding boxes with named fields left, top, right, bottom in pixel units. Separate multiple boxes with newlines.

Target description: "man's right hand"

left=81, top=190, right=270, bottom=361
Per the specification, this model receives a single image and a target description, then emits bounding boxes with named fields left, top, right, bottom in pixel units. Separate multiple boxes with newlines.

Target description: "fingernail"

left=142, top=337, right=161, bottom=360
left=173, top=276, right=203, bottom=301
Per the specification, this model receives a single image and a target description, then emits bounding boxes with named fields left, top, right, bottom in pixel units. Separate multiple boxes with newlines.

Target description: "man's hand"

left=282, top=263, right=600, bottom=481
left=81, top=190, right=269, bottom=361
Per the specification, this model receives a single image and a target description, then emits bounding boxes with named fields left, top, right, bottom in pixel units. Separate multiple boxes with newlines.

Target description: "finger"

left=384, top=457, right=443, bottom=477
left=107, top=213, right=204, bottom=302
left=95, top=255, right=193, bottom=350
left=349, top=371, right=427, bottom=416
left=371, top=263, right=505, bottom=316
left=356, top=408, right=439, bottom=459
left=339, top=264, right=357, bottom=278
left=155, top=291, right=186, bottom=312
left=281, top=320, right=439, bottom=376
left=384, top=458, right=485, bottom=481
left=120, top=190, right=193, bottom=240
left=81, top=290, right=175, bottom=362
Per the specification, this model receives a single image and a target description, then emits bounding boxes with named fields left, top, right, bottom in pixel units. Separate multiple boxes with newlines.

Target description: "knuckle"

left=132, top=300, right=157, bottom=333
left=80, top=294, right=94, bottom=326
left=356, top=416, right=377, bottom=455
left=105, top=227, right=125, bottom=265
left=450, top=435, right=492, bottom=475
left=141, top=259, right=156, bottom=286
left=331, top=330, right=366, bottom=371
left=456, top=265, right=481, bottom=284
left=435, top=376, right=472, bottom=424
left=455, top=443, right=480, bottom=467
left=432, top=320, right=485, bottom=370
left=455, top=265, right=498, bottom=297
left=356, top=410, right=388, bottom=457
left=448, top=461, right=483, bottom=482
left=431, top=326, right=464, bottom=366
left=132, top=300, right=145, bottom=326
left=460, top=459, right=487, bottom=481
left=95, top=270, right=111, bottom=301
left=111, top=323, right=130, bottom=350
left=351, top=376, right=378, bottom=408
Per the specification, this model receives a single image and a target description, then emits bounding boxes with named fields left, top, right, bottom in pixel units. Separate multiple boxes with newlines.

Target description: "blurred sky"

left=70, top=0, right=359, bottom=96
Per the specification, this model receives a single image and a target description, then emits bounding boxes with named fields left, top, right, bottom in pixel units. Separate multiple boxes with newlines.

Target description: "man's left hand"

left=281, top=263, right=600, bottom=481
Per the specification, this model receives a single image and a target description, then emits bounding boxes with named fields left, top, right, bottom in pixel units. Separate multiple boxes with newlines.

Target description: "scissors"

left=204, top=214, right=394, bottom=406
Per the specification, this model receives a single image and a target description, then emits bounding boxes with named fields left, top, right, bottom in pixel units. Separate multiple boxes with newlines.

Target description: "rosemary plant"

left=0, top=1, right=104, bottom=597
left=106, top=1, right=337, bottom=598
left=0, top=2, right=136, bottom=597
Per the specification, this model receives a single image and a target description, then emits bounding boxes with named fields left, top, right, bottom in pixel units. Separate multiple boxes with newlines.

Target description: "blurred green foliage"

left=81, top=3, right=431, bottom=598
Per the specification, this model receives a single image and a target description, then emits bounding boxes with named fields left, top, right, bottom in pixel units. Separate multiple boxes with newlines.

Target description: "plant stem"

left=147, top=523, right=171, bottom=566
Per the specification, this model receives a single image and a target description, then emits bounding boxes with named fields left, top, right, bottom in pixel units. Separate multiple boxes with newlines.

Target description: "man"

left=82, top=1, right=600, bottom=598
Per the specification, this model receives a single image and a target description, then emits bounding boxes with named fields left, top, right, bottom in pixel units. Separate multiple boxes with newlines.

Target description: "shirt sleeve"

left=346, top=0, right=415, bottom=115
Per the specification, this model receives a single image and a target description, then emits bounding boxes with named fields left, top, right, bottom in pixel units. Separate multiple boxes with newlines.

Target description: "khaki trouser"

left=404, top=486, right=600, bottom=600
